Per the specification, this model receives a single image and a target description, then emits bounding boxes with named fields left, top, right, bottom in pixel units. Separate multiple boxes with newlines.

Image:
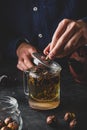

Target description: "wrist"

left=16, top=38, right=29, bottom=50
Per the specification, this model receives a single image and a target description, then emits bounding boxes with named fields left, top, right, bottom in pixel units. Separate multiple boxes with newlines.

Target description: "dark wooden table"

left=0, top=60, right=87, bottom=130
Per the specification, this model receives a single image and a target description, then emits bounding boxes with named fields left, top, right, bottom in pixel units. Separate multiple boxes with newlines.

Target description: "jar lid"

left=0, top=96, right=18, bottom=111
left=32, top=52, right=62, bottom=71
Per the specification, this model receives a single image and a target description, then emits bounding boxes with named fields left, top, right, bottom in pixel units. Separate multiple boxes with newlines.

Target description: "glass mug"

left=23, top=61, right=62, bottom=110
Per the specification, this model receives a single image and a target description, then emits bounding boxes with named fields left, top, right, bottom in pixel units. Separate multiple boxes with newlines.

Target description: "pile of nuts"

left=46, top=112, right=77, bottom=129
left=0, top=116, right=19, bottom=130
left=64, top=112, right=77, bottom=129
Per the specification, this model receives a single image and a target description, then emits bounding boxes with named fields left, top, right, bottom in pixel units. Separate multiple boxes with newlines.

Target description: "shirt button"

left=33, top=7, right=38, bottom=11
left=38, top=34, right=43, bottom=38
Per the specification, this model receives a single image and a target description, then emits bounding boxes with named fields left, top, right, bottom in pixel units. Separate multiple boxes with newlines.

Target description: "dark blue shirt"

left=0, top=0, right=87, bottom=59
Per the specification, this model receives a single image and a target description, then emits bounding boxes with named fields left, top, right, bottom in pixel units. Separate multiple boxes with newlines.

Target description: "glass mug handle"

left=23, top=71, right=29, bottom=96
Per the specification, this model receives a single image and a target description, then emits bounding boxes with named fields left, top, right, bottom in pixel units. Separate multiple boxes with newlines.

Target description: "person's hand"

left=16, top=42, right=37, bottom=71
left=43, top=19, right=87, bottom=59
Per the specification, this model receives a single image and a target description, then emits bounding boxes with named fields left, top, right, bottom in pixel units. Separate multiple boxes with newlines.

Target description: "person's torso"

left=0, top=0, right=87, bottom=51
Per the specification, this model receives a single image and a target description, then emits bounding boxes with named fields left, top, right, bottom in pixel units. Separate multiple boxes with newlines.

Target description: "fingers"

left=50, top=19, right=71, bottom=51
left=49, top=30, right=83, bottom=58
left=17, top=53, right=34, bottom=71
left=64, top=30, right=83, bottom=52
left=44, top=19, right=72, bottom=58
left=47, top=19, right=84, bottom=59
left=43, top=44, right=50, bottom=55
left=16, top=43, right=38, bottom=71
left=17, top=60, right=27, bottom=71
left=17, top=58, right=34, bottom=71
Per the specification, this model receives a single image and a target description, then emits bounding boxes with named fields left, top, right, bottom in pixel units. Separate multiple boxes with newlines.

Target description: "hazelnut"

left=4, top=117, right=13, bottom=125
left=46, top=115, right=55, bottom=124
left=7, top=121, right=19, bottom=130
left=46, top=115, right=58, bottom=126
left=64, top=112, right=76, bottom=122
left=69, top=119, right=77, bottom=129
left=0, top=120, right=6, bottom=129
left=0, top=126, right=11, bottom=130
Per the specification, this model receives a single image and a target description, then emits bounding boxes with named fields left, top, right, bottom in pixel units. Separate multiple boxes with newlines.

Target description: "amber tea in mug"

left=23, top=63, right=62, bottom=110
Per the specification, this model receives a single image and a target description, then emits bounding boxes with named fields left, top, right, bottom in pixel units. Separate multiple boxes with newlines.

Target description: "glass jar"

left=0, top=96, right=23, bottom=130
left=23, top=62, right=62, bottom=110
